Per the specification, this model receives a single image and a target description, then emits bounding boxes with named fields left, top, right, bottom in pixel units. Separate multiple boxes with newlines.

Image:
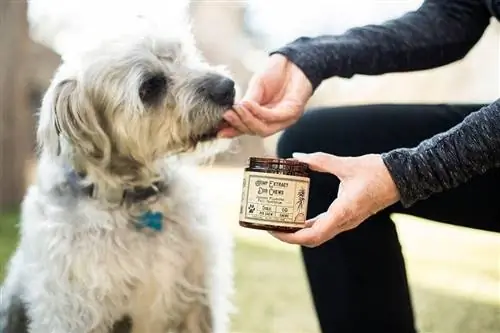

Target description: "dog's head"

left=37, top=24, right=237, bottom=184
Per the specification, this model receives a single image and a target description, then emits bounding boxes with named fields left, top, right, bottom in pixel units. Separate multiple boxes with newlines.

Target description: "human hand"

left=270, top=152, right=401, bottom=247
left=218, top=54, right=313, bottom=138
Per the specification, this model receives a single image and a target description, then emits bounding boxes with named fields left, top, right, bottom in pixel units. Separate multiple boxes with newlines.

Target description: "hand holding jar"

left=269, top=152, right=401, bottom=247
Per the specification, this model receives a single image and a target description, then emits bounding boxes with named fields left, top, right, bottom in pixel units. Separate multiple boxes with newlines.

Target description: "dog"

left=0, top=10, right=236, bottom=333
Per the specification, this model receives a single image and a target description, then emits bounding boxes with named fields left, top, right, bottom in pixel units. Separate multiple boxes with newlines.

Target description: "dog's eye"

left=158, top=55, right=175, bottom=62
left=139, top=74, right=168, bottom=105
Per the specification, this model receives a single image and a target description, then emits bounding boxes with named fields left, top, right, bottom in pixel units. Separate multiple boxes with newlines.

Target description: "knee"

left=276, top=108, right=325, bottom=159
left=277, top=105, right=382, bottom=159
left=276, top=108, right=342, bottom=211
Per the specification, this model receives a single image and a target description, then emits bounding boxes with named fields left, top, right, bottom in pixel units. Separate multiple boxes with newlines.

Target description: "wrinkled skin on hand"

left=270, top=152, right=400, bottom=247
left=218, top=54, right=312, bottom=138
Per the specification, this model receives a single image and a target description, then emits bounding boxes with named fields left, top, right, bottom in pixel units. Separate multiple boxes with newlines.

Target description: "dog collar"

left=135, top=211, right=164, bottom=232
left=65, top=169, right=166, bottom=205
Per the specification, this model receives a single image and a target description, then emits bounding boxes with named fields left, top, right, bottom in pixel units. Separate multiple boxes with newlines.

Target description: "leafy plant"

left=296, top=187, right=306, bottom=211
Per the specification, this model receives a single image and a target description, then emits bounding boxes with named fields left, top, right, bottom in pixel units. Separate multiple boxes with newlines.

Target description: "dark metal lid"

left=246, top=157, right=310, bottom=177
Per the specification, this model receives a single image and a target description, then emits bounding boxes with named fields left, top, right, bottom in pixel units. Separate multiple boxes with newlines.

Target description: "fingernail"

left=231, top=104, right=243, bottom=113
left=241, top=100, right=253, bottom=108
left=305, top=220, right=315, bottom=227
left=217, top=129, right=235, bottom=139
left=292, top=152, right=308, bottom=159
left=237, top=103, right=249, bottom=111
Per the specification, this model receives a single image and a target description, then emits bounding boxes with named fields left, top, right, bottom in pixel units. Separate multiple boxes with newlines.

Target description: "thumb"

left=292, top=152, right=348, bottom=176
left=243, top=54, right=284, bottom=102
left=242, top=75, right=264, bottom=103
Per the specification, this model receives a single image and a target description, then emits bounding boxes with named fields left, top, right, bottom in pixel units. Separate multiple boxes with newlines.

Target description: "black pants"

left=276, top=104, right=500, bottom=333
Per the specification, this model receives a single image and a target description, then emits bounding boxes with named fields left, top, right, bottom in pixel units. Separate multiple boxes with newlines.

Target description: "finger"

left=269, top=227, right=318, bottom=246
left=269, top=214, right=335, bottom=247
left=304, top=212, right=327, bottom=227
left=232, top=104, right=271, bottom=137
left=242, top=54, right=288, bottom=103
left=270, top=199, right=353, bottom=247
left=241, top=101, right=298, bottom=136
left=304, top=211, right=327, bottom=224
left=242, top=76, right=264, bottom=103
left=217, top=126, right=242, bottom=139
left=242, top=100, right=297, bottom=124
left=292, top=152, right=348, bottom=176
left=222, top=110, right=252, bottom=135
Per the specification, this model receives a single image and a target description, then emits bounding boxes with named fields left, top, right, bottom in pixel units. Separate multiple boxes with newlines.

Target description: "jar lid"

left=247, top=157, right=310, bottom=176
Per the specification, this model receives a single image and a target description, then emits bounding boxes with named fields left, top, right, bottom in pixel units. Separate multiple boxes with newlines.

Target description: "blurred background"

left=0, top=0, right=499, bottom=332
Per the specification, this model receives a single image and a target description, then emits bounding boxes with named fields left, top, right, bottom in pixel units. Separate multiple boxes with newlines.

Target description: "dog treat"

left=239, top=157, right=310, bottom=233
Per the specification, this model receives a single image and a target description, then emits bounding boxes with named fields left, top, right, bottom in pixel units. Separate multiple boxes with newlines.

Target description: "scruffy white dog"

left=0, top=7, right=236, bottom=333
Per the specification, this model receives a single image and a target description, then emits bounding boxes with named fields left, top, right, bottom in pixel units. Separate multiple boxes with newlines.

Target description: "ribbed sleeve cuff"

left=381, top=149, right=425, bottom=208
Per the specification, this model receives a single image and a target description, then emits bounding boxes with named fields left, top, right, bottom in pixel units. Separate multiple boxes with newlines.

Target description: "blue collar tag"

left=135, top=211, right=163, bottom=232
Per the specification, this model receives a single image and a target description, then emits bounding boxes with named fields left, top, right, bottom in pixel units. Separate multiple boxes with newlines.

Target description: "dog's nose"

left=205, top=76, right=236, bottom=106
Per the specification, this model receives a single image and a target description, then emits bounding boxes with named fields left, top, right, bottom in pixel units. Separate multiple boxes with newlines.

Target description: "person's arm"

left=381, top=100, right=500, bottom=207
left=271, top=0, right=492, bottom=90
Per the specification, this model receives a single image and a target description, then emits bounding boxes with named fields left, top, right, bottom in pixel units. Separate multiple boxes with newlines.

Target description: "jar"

left=239, top=157, right=310, bottom=233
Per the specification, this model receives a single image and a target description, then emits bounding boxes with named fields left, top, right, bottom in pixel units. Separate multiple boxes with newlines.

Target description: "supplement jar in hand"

left=239, top=157, right=310, bottom=233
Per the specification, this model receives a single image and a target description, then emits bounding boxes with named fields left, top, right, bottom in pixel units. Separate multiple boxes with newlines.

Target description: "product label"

left=239, top=171, right=310, bottom=228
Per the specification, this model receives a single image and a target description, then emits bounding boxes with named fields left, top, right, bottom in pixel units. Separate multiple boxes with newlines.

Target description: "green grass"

left=0, top=211, right=20, bottom=279
left=1, top=212, right=498, bottom=333
left=232, top=239, right=319, bottom=333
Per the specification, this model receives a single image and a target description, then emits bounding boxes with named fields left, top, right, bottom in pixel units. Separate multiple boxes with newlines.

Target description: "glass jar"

left=239, top=157, right=310, bottom=233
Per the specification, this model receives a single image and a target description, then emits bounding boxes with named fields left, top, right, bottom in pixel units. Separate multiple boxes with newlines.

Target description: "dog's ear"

left=37, top=79, right=69, bottom=157
left=37, top=79, right=112, bottom=168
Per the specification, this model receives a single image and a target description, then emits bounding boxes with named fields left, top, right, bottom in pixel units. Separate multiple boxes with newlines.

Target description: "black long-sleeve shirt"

left=272, top=0, right=500, bottom=207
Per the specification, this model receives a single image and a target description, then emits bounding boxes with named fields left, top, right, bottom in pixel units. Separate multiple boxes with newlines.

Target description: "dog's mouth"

left=195, top=119, right=231, bottom=142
